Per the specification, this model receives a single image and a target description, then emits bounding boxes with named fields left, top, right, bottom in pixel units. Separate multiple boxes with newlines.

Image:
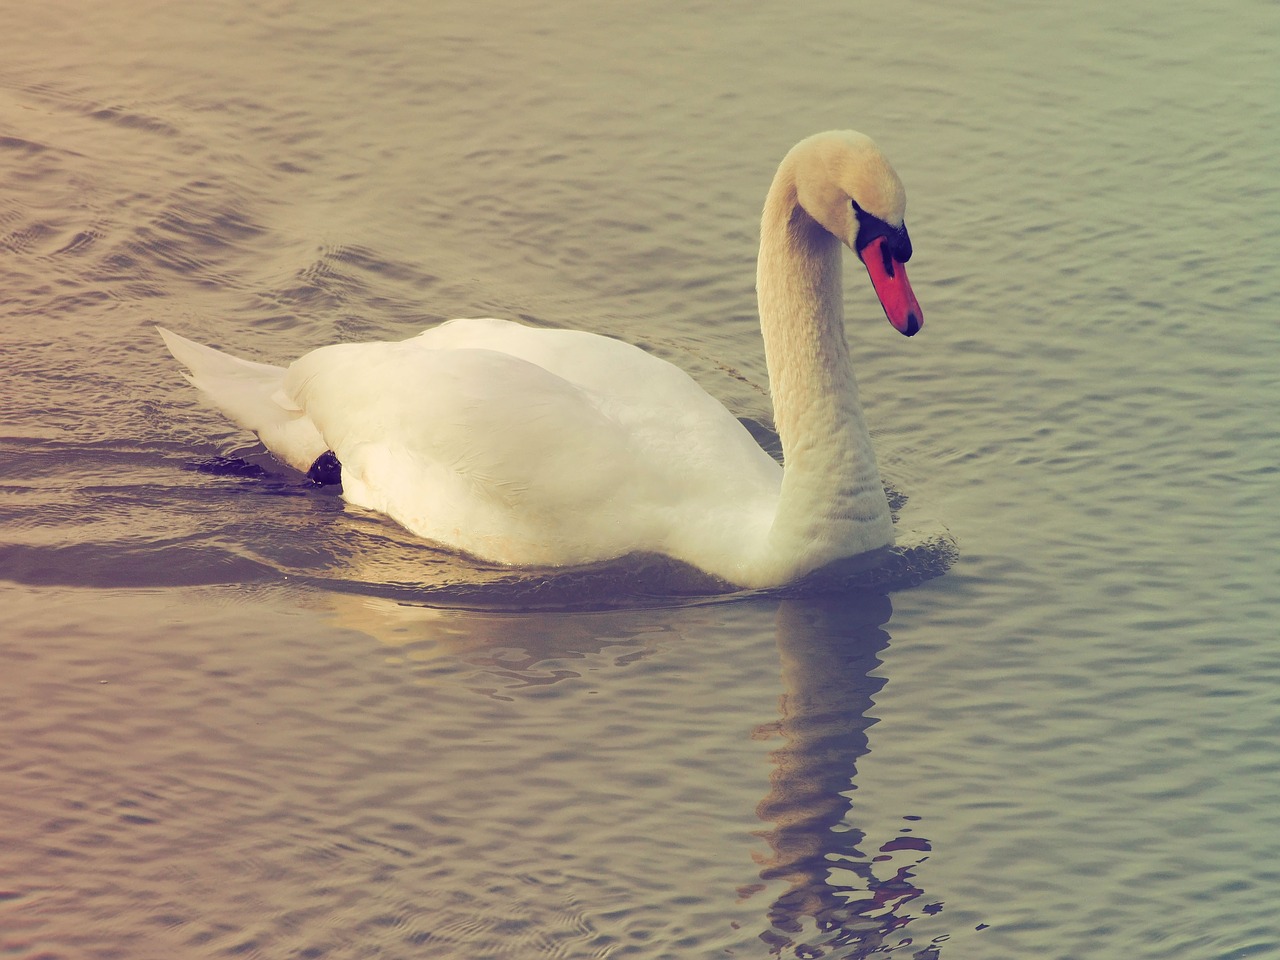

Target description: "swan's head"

left=788, top=130, right=923, bottom=336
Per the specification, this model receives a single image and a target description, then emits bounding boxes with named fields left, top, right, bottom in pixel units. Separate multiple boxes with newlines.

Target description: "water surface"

left=2, top=1, right=1277, bottom=957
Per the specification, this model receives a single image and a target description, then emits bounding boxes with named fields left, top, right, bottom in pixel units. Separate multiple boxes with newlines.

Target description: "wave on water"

left=0, top=437, right=957, bottom=610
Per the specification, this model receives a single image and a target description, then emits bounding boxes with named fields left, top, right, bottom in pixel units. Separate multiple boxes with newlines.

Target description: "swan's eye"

left=893, top=228, right=913, bottom=263
left=851, top=200, right=911, bottom=262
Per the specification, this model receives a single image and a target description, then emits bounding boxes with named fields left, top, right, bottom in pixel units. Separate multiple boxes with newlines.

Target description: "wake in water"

left=181, top=442, right=957, bottom=609
left=0, top=436, right=954, bottom=609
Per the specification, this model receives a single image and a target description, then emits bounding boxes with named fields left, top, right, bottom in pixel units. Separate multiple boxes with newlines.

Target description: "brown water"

left=2, top=0, right=1278, bottom=957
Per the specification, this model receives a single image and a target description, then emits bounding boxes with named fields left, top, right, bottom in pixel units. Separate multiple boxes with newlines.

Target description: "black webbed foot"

left=306, top=450, right=342, bottom=486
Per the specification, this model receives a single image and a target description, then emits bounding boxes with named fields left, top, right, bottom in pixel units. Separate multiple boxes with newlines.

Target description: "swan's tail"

left=157, top=326, right=327, bottom=473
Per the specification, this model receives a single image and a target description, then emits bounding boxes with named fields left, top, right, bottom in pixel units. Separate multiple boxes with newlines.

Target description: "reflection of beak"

left=860, top=236, right=923, bottom=337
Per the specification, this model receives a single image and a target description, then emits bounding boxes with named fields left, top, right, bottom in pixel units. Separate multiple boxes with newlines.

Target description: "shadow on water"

left=750, top=597, right=947, bottom=959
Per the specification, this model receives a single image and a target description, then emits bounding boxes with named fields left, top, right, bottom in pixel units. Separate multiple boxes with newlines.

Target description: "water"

left=2, top=0, right=1277, bottom=957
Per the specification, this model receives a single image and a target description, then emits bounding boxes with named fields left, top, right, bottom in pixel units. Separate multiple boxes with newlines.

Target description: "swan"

left=158, top=129, right=922, bottom=589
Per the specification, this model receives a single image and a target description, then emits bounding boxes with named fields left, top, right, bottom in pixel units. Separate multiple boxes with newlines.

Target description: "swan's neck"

left=756, top=178, right=894, bottom=575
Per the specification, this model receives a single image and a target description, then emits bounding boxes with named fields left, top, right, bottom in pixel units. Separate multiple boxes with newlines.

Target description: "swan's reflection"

left=752, top=596, right=940, bottom=959
left=318, top=589, right=942, bottom=956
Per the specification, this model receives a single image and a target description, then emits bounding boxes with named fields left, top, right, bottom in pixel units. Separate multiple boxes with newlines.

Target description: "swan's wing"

left=283, top=341, right=660, bottom=563
left=407, top=319, right=781, bottom=495
left=282, top=326, right=780, bottom=566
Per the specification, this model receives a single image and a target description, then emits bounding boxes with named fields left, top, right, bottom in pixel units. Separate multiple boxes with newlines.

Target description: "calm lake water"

left=2, top=1, right=1277, bottom=957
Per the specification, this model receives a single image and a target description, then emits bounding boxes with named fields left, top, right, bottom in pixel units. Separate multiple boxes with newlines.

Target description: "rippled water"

left=2, top=0, right=1277, bottom=957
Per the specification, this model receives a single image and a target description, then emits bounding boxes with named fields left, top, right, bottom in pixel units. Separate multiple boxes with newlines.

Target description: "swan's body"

left=159, top=130, right=922, bottom=589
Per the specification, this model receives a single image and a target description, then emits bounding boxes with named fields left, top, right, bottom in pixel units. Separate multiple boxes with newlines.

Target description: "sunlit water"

left=2, top=1, right=1277, bottom=958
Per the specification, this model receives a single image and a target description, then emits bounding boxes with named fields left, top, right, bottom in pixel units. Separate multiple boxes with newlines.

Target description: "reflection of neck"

left=753, top=597, right=929, bottom=953
left=756, top=178, right=894, bottom=580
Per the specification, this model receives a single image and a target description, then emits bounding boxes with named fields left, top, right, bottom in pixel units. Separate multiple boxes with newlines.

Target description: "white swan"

left=159, top=130, right=922, bottom=589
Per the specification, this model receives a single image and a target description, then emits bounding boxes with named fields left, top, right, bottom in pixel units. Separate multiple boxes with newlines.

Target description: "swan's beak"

left=861, top=236, right=923, bottom=337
